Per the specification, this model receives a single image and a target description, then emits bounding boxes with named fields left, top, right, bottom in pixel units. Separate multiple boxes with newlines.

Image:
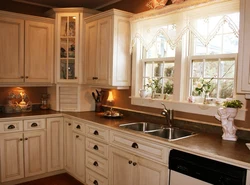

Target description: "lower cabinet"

left=0, top=130, right=46, bottom=182
left=109, top=147, right=168, bottom=185
left=64, top=118, right=74, bottom=173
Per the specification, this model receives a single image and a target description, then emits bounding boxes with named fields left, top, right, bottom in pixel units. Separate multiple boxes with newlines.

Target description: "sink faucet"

left=161, top=102, right=173, bottom=128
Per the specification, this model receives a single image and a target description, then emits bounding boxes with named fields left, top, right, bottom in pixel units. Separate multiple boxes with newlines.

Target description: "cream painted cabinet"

left=47, top=117, right=64, bottom=172
left=23, top=130, right=46, bottom=177
left=84, top=9, right=133, bottom=88
left=237, top=0, right=250, bottom=95
left=0, top=11, right=54, bottom=85
left=64, top=118, right=74, bottom=173
left=0, top=133, right=24, bottom=182
left=109, top=147, right=168, bottom=185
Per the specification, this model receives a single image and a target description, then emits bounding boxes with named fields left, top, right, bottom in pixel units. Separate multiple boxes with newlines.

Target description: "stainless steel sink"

left=147, top=127, right=196, bottom=141
left=119, top=122, right=162, bottom=132
left=119, top=122, right=196, bottom=140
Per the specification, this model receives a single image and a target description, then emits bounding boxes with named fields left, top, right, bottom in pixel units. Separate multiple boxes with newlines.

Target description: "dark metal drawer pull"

left=76, top=135, right=79, bottom=138
left=128, top=160, right=132, bottom=164
left=68, top=123, right=71, bottom=126
left=31, top=123, right=38, bottom=127
left=93, top=130, right=99, bottom=135
left=93, top=161, right=98, bottom=167
left=76, top=125, right=81, bottom=129
left=93, top=145, right=99, bottom=150
left=92, top=77, right=98, bottom=80
left=93, top=180, right=98, bottom=185
left=133, top=162, right=137, bottom=166
left=131, top=142, right=138, bottom=149
left=8, top=125, right=15, bottom=129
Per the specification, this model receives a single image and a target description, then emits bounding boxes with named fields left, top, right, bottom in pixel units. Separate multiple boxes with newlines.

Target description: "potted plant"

left=222, top=99, right=243, bottom=108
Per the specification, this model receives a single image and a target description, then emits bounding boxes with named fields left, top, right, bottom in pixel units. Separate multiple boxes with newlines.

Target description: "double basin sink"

left=119, top=122, right=196, bottom=141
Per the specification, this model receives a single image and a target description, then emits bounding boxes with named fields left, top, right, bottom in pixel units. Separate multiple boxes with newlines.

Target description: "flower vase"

left=202, top=92, right=209, bottom=104
left=151, top=90, right=155, bottom=99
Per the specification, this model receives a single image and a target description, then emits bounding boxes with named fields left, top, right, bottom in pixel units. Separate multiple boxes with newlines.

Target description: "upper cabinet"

left=237, top=0, right=250, bottom=96
left=0, top=11, right=54, bottom=85
left=50, top=8, right=98, bottom=84
left=84, top=9, right=133, bottom=89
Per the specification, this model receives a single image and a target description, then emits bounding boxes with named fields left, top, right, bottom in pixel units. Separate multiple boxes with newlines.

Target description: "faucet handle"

left=161, top=102, right=167, bottom=110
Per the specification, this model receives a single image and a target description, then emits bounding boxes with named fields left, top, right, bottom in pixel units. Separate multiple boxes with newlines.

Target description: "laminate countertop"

left=1, top=110, right=250, bottom=169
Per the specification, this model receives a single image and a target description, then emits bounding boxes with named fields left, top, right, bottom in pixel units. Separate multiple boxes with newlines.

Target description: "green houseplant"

left=222, top=99, right=243, bottom=108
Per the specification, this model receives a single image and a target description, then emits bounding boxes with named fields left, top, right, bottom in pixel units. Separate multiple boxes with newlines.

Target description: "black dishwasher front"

left=169, top=149, right=247, bottom=185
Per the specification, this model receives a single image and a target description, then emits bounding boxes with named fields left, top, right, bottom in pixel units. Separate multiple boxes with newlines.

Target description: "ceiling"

left=0, top=0, right=174, bottom=17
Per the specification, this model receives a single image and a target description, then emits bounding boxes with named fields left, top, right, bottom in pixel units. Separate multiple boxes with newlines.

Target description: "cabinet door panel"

left=85, top=21, right=98, bottom=83
left=64, top=119, right=74, bottom=173
left=25, top=20, right=53, bottom=83
left=47, top=117, right=64, bottom=172
left=24, top=130, right=46, bottom=177
left=0, top=17, right=24, bottom=83
left=0, top=133, right=24, bottom=182
left=136, top=157, right=168, bottom=185
left=109, top=147, right=134, bottom=185
left=96, top=17, right=111, bottom=85
left=73, top=132, right=85, bottom=183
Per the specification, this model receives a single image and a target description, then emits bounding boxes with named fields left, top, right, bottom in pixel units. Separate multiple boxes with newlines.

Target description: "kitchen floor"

left=17, top=173, right=84, bottom=185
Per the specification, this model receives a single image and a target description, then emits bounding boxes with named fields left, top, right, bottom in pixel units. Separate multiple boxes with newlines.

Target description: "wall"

left=102, top=88, right=250, bottom=130
left=0, top=87, right=47, bottom=106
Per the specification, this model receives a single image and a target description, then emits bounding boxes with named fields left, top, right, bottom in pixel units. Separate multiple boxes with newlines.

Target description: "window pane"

left=192, top=60, right=203, bottom=77
left=193, top=38, right=206, bottom=55
left=145, top=62, right=153, bottom=77
left=208, top=79, right=217, bottom=98
left=164, top=63, right=174, bottom=77
left=208, top=35, right=222, bottom=54
left=219, top=59, right=235, bottom=78
left=153, top=63, right=164, bottom=77
left=219, top=80, right=234, bottom=98
left=163, top=79, right=174, bottom=94
left=204, top=60, right=218, bottom=78
left=223, top=34, right=238, bottom=53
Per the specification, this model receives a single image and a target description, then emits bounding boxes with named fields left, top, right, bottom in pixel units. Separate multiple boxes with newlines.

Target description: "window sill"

left=130, top=96, right=246, bottom=121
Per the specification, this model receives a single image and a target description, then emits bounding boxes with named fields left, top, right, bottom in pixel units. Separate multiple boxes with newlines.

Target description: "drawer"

left=72, top=120, right=85, bottom=135
left=24, top=119, right=46, bottom=131
left=86, top=151, right=108, bottom=178
left=86, top=124, right=109, bottom=143
left=0, top=120, right=23, bottom=133
left=86, top=168, right=108, bottom=185
left=110, top=130, right=169, bottom=164
left=86, top=138, right=108, bottom=159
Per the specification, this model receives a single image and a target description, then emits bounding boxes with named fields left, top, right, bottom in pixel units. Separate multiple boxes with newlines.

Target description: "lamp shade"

left=107, top=91, right=114, bottom=102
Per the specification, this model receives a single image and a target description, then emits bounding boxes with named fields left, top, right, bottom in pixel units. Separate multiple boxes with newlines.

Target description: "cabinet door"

left=23, top=130, right=46, bottom=177
left=64, top=119, right=74, bottom=173
left=0, top=17, right=24, bottom=83
left=47, top=117, right=64, bottom=172
left=73, top=132, right=85, bottom=183
left=109, top=147, right=134, bottom=185
left=96, top=17, right=111, bottom=85
left=25, top=20, right=53, bottom=83
left=85, top=21, right=98, bottom=84
left=0, top=133, right=24, bottom=182
left=135, top=157, right=168, bottom=185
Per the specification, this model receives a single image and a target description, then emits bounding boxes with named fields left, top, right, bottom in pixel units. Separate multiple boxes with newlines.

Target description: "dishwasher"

left=169, top=149, right=247, bottom=185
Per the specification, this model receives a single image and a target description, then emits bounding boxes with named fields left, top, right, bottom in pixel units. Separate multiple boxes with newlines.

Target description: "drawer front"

left=86, top=168, right=108, bottom=185
left=86, top=124, right=109, bottom=143
left=24, top=119, right=46, bottom=131
left=86, top=151, right=108, bottom=178
left=72, top=120, right=85, bottom=135
left=0, top=120, right=23, bottom=133
left=110, top=130, right=169, bottom=164
left=86, top=138, right=108, bottom=159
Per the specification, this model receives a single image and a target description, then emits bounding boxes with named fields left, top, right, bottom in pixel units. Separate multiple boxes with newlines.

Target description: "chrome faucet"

left=161, top=102, right=173, bottom=128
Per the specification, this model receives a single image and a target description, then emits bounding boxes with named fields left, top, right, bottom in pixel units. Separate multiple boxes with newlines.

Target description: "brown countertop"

left=1, top=110, right=250, bottom=169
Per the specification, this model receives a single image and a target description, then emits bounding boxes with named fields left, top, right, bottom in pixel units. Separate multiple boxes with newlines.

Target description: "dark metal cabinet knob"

left=93, top=180, right=98, bottom=185
left=92, top=77, right=98, bottom=80
left=25, top=138, right=28, bottom=140
left=93, top=145, right=99, bottom=150
left=128, top=160, right=132, bottom=164
left=93, top=161, right=98, bottom=167
left=31, top=123, right=38, bottom=127
left=25, top=76, right=29, bottom=79
left=68, top=123, right=71, bottom=126
left=19, top=138, right=23, bottom=141
left=8, top=125, right=15, bottom=129
left=131, top=142, right=138, bottom=149
left=133, top=162, right=137, bottom=166
left=76, top=125, right=81, bottom=129
left=93, top=130, right=99, bottom=135
left=76, top=135, right=79, bottom=138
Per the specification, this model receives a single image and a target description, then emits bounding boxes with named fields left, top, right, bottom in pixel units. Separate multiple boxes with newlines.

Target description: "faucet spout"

left=160, top=102, right=173, bottom=128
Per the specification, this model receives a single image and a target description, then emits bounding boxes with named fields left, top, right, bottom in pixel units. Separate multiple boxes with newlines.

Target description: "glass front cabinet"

left=53, top=8, right=98, bottom=83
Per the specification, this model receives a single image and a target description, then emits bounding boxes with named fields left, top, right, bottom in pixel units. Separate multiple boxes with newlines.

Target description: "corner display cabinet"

left=48, top=8, right=98, bottom=84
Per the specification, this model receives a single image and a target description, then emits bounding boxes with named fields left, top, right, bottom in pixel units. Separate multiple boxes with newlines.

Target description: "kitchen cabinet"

left=51, top=8, right=98, bottom=84
left=84, top=9, right=133, bottom=88
left=64, top=118, right=74, bottom=173
left=47, top=117, right=64, bottom=172
left=0, top=11, right=54, bottom=85
left=109, top=147, right=168, bottom=185
left=237, top=0, right=250, bottom=96
left=0, top=118, right=46, bottom=182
